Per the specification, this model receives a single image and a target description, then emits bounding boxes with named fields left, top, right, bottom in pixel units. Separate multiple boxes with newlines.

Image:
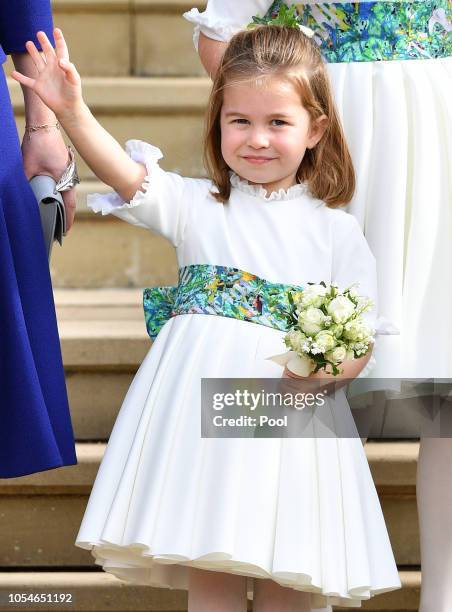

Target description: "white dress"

left=75, top=140, right=401, bottom=608
left=184, top=0, right=452, bottom=380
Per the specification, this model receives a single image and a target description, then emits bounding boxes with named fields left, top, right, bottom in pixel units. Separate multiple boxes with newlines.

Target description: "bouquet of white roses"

left=270, top=282, right=376, bottom=377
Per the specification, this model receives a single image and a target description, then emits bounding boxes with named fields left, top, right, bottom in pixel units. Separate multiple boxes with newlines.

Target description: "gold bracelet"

left=25, top=121, right=61, bottom=140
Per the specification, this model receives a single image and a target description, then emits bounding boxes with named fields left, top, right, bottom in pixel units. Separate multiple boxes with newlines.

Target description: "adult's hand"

left=21, top=128, right=76, bottom=230
left=12, top=42, right=77, bottom=231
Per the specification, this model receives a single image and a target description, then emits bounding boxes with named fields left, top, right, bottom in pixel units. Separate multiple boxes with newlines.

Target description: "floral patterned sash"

left=263, top=1, right=452, bottom=61
left=143, top=264, right=303, bottom=340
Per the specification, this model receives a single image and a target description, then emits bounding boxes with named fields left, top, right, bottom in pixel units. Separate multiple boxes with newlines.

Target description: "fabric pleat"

left=328, top=57, right=452, bottom=378
left=76, top=316, right=400, bottom=608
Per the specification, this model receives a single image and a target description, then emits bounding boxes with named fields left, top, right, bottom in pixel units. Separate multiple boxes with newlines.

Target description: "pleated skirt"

left=328, top=57, right=452, bottom=379
left=76, top=315, right=401, bottom=608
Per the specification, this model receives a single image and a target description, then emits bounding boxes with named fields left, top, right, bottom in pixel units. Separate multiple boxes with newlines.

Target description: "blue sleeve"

left=0, top=0, right=55, bottom=56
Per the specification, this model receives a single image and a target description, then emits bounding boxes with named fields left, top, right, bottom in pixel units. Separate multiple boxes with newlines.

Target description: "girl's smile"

left=242, top=155, right=277, bottom=164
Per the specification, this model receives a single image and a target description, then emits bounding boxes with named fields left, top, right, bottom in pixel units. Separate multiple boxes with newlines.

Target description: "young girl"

left=12, top=25, right=401, bottom=610
left=183, top=2, right=452, bottom=609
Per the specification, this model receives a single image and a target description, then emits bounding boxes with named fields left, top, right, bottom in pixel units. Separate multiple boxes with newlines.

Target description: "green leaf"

left=246, top=4, right=301, bottom=29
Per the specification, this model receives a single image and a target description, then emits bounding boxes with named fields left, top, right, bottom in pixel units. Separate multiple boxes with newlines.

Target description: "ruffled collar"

left=229, top=172, right=312, bottom=202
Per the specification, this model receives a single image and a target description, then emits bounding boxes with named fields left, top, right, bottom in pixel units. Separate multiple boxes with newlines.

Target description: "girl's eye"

left=232, top=118, right=249, bottom=124
left=271, top=119, right=287, bottom=126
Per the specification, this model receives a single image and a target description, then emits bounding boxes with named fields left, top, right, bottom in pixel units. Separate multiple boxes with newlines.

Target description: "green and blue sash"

left=261, top=1, right=452, bottom=62
left=143, top=264, right=303, bottom=340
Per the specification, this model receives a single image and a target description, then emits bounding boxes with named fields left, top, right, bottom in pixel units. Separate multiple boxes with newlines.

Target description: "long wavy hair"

left=204, top=25, right=355, bottom=207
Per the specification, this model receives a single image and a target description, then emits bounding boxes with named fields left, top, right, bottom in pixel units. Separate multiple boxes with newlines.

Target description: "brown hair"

left=204, top=25, right=355, bottom=207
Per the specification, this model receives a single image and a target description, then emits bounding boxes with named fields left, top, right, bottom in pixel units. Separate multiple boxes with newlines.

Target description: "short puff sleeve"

left=183, top=0, right=273, bottom=51
left=87, top=140, right=189, bottom=248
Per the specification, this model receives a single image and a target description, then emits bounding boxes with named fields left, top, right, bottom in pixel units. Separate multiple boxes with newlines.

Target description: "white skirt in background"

left=328, top=57, right=452, bottom=380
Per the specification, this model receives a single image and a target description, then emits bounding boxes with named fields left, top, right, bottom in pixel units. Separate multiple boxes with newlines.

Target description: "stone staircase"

left=1, top=1, right=421, bottom=610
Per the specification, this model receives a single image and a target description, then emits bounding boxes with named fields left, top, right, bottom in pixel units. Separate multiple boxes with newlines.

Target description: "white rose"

left=325, top=345, right=347, bottom=364
left=285, top=329, right=307, bottom=353
left=327, top=296, right=356, bottom=324
left=344, top=319, right=373, bottom=342
left=329, top=323, right=344, bottom=338
left=298, top=307, right=325, bottom=336
left=300, top=284, right=327, bottom=308
left=314, top=330, right=336, bottom=353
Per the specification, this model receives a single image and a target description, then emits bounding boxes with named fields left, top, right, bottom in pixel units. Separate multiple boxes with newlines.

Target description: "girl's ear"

left=307, top=115, right=328, bottom=149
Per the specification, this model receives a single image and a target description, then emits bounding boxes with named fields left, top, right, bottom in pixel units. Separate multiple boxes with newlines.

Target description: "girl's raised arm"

left=11, top=29, right=146, bottom=202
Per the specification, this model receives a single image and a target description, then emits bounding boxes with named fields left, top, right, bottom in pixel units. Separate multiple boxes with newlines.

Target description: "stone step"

left=0, top=570, right=421, bottom=612
left=57, top=291, right=149, bottom=369
left=50, top=196, right=177, bottom=288
left=9, top=77, right=211, bottom=181
left=56, top=289, right=148, bottom=438
left=4, top=1, right=207, bottom=77
left=0, top=442, right=420, bottom=567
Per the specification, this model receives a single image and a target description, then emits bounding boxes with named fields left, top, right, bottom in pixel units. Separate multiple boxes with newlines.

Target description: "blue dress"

left=0, top=1, right=77, bottom=478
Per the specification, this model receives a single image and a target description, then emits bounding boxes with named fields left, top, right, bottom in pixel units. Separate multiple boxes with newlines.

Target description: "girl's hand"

left=11, top=29, right=82, bottom=120
left=279, top=368, right=334, bottom=406
left=282, top=350, right=374, bottom=396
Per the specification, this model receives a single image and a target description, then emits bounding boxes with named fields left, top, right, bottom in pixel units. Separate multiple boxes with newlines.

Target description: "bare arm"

left=12, top=50, right=77, bottom=229
left=11, top=29, right=146, bottom=203
left=198, top=32, right=227, bottom=79
left=59, top=102, right=146, bottom=203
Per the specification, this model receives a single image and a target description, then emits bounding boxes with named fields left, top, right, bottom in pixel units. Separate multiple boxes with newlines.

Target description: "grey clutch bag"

left=30, top=175, right=67, bottom=260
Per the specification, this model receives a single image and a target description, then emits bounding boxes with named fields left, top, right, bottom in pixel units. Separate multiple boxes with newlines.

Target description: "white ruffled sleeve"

left=331, top=212, right=399, bottom=379
left=87, top=139, right=189, bottom=247
left=183, top=0, right=273, bottom=51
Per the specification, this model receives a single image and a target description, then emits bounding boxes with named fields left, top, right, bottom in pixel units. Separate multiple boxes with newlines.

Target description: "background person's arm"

left=198, top=32, right=227, bottom=79
left=184, top=0, right=273, bottom=78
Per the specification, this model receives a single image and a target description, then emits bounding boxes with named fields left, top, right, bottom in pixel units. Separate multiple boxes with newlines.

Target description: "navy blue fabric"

left=0, top=0, right=54, bottom=64
left=0, top=66, right=76, bottom=478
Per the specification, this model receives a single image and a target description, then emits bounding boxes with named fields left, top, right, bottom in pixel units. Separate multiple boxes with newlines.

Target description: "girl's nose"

left=247, top=128, right=270, bottom=148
